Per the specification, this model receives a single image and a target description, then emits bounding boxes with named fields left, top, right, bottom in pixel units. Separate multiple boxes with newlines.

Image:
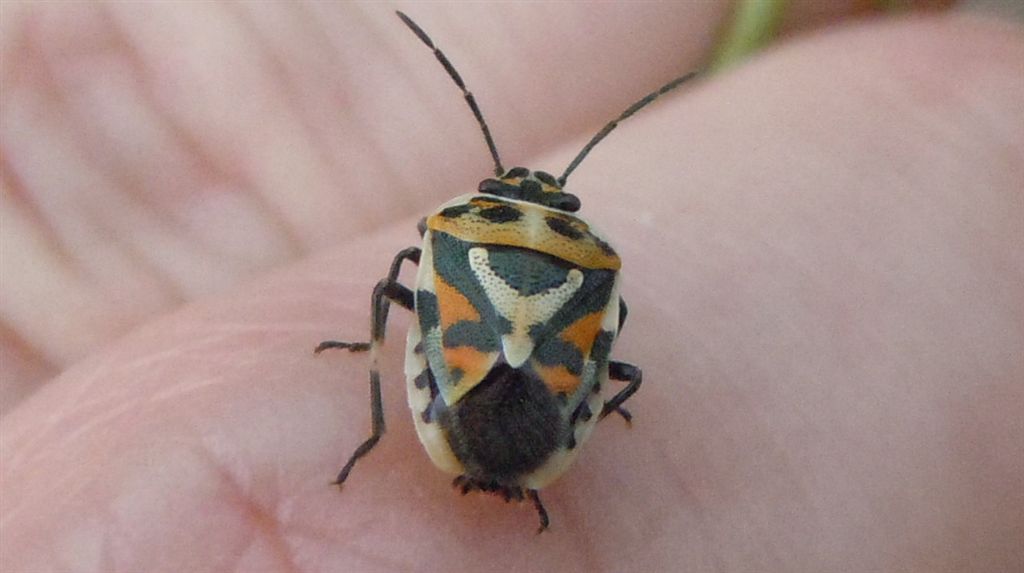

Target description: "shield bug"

left=316, top=10, right=698, bottom=532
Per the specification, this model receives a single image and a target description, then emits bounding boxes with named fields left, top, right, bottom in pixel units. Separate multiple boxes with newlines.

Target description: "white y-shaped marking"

left=468, top=247, right=583, bottom=367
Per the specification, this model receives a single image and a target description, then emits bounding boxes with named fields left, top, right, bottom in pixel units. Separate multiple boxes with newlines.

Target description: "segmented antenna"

left=558, top=70, right=700, bottom=187
left=396, top=11, right=505, bottom=177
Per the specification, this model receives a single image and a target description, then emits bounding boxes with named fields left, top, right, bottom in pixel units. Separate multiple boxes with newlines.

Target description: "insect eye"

left=548, top=193, right=581, bottom=212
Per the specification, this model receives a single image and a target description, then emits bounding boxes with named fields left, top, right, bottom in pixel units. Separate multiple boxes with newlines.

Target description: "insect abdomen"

left=438, top=363, right=562, bottom=482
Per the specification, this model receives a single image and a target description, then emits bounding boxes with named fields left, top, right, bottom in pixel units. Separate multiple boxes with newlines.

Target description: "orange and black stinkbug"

left=316, top=11, right=698, bottom=532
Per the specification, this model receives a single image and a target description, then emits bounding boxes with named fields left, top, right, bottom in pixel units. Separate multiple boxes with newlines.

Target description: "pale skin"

left=2, top=3, right=1023, bottom=572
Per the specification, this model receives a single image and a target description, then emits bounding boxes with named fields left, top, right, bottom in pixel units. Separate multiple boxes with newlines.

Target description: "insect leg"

left=526, top=490, right=550, bottom=533
left=315, top=246, right=421, bottom=353
left=375, top=246, right=421, bottom=333
left=600, top=361, right=643, bottom=423
left=319, top=247, right=421, bottom=486
left=332, top=277, right=416, bottom=486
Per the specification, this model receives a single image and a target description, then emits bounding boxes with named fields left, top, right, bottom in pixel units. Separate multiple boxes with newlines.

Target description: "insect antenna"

left=558, top=70, right=700, bottom=187
left=396, top=11, right=505, bottom=177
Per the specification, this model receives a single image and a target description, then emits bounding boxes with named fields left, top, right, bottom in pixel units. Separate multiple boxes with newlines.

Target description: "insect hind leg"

left=318, top=246, right=421, bottom=487
left=314, top=340, right=370, bottom=353
left=601, top=361, right=642, bottom=423
left=527, top=490, right=550, bottom=533
left=331, top=278, right=416, bottom=486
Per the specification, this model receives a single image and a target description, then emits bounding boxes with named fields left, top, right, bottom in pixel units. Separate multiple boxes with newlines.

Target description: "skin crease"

left=1, top=3, right=1022, bottom=573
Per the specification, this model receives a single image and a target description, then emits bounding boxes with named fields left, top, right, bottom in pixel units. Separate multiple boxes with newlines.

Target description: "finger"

left=4, top=10, right=1022, bottom=573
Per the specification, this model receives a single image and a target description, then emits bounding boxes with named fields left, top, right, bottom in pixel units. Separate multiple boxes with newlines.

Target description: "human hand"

left=3, top=3, right=1022, bottom=572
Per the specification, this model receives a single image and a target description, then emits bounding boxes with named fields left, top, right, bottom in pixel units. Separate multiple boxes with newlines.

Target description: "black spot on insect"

left=450, top=367, right=465, bottom=384
left=594, top=236, right=617, bottom=257
left=479, top=179, right=526, bottom=201
left=440, top=204, right=473, bottom=219
left=549, top=193, right=581, bottom=212
left=413, top=340, right=424, bottom=355
left=535, top=171, right=559, bottom=187
left=478, top=204, right=522, bottom=223
left=417, top=369, right=441, bottom=423
left=503, top=167, right=530, bottom=179
left=414, top=369, right=431, bottom=389
left=546, top=216, right=584, bottom=240
left=416, top=368, right=440, bottom=399
left=567, top=432, right=577, bottom=450
left=422, top=394, right=444, bottom=424
left=479, top=179, right=512, bottom=195
left=592, top=381, right=602, bottom=394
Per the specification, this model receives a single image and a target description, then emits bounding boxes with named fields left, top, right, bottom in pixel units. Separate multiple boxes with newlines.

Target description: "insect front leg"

left=600, top=360, right=642, bottom=423
left=315, top=246, right=421, bottom=486
left=315, top=246, right=421, bottom=354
